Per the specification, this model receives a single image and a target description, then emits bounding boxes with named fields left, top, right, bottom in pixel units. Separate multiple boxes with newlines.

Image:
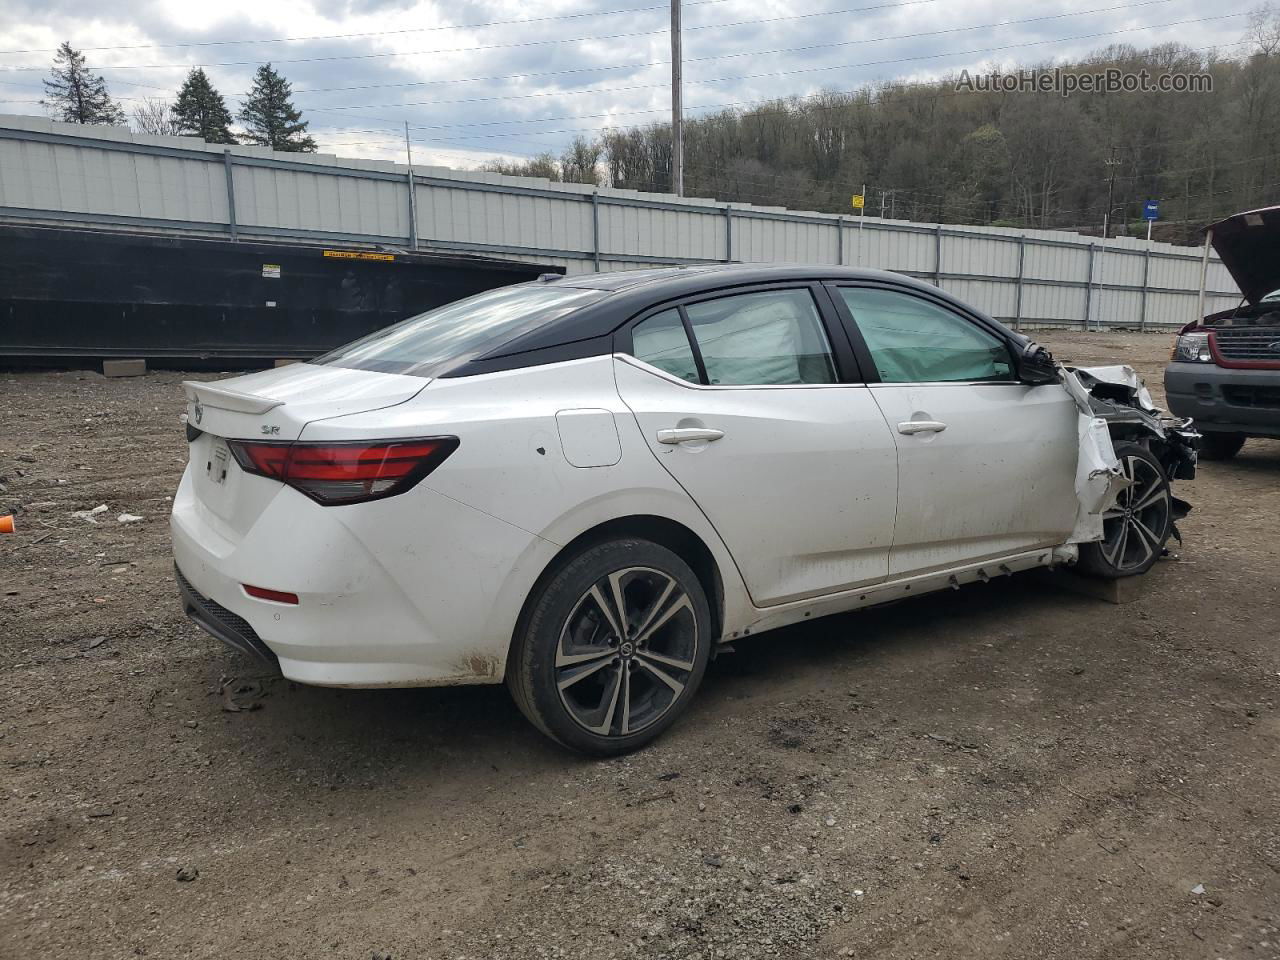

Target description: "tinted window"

left=631, top=309, right=700, bottom=384
left=683, top=289, right=837, bottom=385
left=314, top=284, right=608, bottom=377
left=838, top=288, right=1012, bottom=383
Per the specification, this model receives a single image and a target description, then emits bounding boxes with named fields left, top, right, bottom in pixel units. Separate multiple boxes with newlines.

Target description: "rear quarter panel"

left=296, top=356, right=754, bottom=649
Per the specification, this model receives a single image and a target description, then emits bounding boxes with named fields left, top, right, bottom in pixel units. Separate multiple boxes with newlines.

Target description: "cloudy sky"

left=0, top=0, right=1259, bottom=168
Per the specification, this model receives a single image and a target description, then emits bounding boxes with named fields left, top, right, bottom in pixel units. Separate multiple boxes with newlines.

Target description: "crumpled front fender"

left=1058, top=362, right=1197, bottom=544
left=1060, top=368, right=1127, bottom=543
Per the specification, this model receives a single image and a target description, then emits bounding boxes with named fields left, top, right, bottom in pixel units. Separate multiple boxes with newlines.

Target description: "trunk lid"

left=182, top=364, right=429, bottom=442
left=1209, top=205, right=1280, bottom=305
left=180, top=364, right=429, bottom=536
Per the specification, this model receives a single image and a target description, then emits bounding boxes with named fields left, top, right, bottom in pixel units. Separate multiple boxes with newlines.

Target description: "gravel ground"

left=2, top=332, right=1278, bottom=960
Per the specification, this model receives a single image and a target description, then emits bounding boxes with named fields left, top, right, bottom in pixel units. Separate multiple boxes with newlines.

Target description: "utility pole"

left=670, top=0, right=683, bottom=197
left=858, top=182, right=866, bottom=264
left=1102, top=153, right=1122, bottom=238
left=404, top=121, right=419, bottom=249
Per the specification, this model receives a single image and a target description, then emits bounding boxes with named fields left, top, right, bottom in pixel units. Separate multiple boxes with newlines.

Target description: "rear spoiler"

left=181, top=380, right=285, bottom=415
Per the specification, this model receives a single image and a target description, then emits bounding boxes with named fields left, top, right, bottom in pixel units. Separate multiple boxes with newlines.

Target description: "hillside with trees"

left=489, top=9, right=1280, bottom=243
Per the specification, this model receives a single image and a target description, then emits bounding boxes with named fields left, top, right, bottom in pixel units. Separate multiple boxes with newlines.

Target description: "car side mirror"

left=1015, top=341, right=1059, bottom=385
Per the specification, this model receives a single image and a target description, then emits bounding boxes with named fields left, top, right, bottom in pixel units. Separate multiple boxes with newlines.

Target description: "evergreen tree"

left=171, top=68, right=236, bottom=144
left=41, top=41, right=125, bottom=125
left=237, top=64, right=315, bottom=152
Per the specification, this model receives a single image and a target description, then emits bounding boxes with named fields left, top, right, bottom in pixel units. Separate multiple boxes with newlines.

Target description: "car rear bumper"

left=170, top=464, right=550, bottom=687
left=1163, top=362, right=1280, bottom=437
left=176, top=564, right=279, bottom=667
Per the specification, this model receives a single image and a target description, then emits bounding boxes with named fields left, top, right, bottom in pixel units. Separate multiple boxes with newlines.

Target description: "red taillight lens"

left=237, top=443, right=291, bottom=479
left=227, top=437, right=458, bottom=505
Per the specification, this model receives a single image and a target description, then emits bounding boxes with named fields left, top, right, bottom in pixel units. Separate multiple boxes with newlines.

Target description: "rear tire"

left=507, top=538, right=712, bottom=755
left=1078, top=441, right=1172, bottom=579
left=1198, top=432, right=1245, bottom=461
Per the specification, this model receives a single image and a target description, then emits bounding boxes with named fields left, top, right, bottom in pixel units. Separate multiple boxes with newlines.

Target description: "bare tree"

left=560, top=136, right=602, bottom=185
left=132, top=98, right=179, bottom=137
left=1248, top=2, right=1280, bottom=55
left=482, top=153, right=562, bottom=180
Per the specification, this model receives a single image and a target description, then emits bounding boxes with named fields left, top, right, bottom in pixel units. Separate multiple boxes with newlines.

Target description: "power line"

left=7, top=20, right=1269, bottom=224
left=0, top=0, right=956, bottom=71
left=0, top=0, right=738, bottom=56
left=0, top=0, right=1204, bottom=109
left=8, top=36, right=1248, bottom=163
left=284, top=31, right=1252, bottom=138
left=291, top=2, right=1199, bottom=113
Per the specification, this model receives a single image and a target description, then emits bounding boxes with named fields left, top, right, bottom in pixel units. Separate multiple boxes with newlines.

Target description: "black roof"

left=548, top=263, right=939, bottom=295
left=459, top=264, right=1013, bottom=374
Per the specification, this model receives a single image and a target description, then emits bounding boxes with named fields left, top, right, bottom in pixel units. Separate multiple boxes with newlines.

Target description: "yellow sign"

left=322, top=250, right=396, bottom=262
left=851, top=194, right=865, bottom=210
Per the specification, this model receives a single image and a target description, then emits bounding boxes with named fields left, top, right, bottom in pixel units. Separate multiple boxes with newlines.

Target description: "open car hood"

left=1209, top=205, right=1280, bottom=305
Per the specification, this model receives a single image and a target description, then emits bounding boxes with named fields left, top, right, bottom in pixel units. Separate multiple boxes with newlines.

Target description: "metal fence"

left=0, top=114, right=1242, bottom=330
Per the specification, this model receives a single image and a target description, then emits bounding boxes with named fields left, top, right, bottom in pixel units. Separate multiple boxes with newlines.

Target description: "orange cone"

left=0, top=515, right=13, bottom=534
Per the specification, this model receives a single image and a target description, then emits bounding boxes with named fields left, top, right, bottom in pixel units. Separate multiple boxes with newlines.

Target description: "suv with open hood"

left=1165, top=205, right=1280, bottom=459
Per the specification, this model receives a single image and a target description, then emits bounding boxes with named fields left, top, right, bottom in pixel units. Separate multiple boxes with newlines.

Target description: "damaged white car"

left=173, top=266, right=1196, bottom=754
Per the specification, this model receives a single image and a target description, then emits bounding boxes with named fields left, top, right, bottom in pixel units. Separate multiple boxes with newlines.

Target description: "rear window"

left=313, top=284, right=608, bottom=377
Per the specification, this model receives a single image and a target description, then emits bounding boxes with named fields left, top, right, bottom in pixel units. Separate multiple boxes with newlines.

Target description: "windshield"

left=313, top=283, right=608, bottom=377
left=1262, top=289, right=1280, bottom=303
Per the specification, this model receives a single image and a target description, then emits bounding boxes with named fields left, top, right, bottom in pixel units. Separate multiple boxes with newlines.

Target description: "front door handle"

left=897, top=420, right=947, bottom=435
left=657, top=427, right=725, bottom=444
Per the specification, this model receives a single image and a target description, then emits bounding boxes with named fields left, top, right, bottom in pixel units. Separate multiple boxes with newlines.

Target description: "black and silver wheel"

left=1198, top=431, right=1245, bottom=461
left=507, top=538, right=712, bottom=755
left=1078, top=442, right=1172, bottom=579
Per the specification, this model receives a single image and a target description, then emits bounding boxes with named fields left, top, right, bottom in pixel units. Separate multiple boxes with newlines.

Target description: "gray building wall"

left=0, top=114, right=1241, bottom=329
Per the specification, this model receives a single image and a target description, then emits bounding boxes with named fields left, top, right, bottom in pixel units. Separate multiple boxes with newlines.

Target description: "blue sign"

left=1143, top=201, right=1159, bottom=221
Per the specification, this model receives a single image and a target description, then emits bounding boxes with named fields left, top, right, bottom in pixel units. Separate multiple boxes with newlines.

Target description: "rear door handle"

left=897, top=420, right=947, bottom=435
left=656, top=427, right=725, bottom=444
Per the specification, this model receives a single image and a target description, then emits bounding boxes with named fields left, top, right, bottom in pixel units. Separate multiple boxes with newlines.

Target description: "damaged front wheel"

left=1078, top=442, right=1172, bottom=579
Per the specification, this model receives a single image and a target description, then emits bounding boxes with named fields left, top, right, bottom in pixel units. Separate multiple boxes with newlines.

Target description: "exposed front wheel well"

left=519, top=515, right=725, bottom=646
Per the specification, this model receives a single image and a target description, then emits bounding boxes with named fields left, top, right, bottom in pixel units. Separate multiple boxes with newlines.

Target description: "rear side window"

left=837, top=287, right=1012, bottom=383
left=632, top=309, right=700, bottom=384
left=684, top=289, right=837, bottom=386
left=314, top=284, right=608, bottom=377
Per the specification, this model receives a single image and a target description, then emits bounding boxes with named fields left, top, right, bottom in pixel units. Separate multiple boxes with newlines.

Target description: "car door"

left=612, top=284, right=899, bottom=607
left=829, top=283, right=1078, bottom=577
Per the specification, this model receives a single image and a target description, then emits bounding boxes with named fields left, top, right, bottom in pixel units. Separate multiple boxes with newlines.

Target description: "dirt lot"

left=2, top=332, right=1278, bottom=960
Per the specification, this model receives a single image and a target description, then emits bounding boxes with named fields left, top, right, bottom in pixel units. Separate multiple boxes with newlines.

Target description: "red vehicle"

left=1165, top=206, right=1280, bottom=459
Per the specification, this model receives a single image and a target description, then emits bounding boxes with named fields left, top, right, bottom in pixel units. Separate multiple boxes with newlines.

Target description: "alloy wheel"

left=1099, top=455, right=1171, bottom=572
left=555, top=566, right=699, bottom=738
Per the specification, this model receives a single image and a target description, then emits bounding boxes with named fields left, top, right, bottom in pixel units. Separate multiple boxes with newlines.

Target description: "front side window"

left=314, top=283, right=608, bottom=377
left=683, top=289, right=837, bottom=386
left=837, top=287, right=1012, bottom=383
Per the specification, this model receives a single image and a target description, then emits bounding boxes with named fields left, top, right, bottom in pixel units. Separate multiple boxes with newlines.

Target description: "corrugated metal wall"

left=0, top=115, right=1242, bottom=329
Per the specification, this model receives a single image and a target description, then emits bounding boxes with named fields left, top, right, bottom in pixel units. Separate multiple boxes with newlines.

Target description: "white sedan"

left=173, top=266, right=1196, bottom=753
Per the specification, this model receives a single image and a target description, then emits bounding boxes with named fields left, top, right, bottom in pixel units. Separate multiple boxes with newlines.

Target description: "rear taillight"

left=227, top=437, right=458, bottom=505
